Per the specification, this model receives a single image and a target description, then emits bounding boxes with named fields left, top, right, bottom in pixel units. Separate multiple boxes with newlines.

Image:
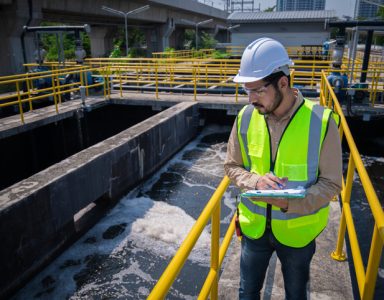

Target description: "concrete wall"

left=0, top=0, right=227, bottom=75
left=231, top=22, right=330, bottom=47
left=0, top=102, right=198, bottom=299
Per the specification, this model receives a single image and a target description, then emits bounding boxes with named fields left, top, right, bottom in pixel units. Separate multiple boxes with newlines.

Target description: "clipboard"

left=241, top=188, right=306, bottom=199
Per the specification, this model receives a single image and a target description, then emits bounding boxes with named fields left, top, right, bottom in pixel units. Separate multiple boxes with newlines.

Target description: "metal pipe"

left=24, top=25, right=91, bottom=33
left=125, top=15, right=129, bottom=56
left=360, top=30, right=373, bottom=83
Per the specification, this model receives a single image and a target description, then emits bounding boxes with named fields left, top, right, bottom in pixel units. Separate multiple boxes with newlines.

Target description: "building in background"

left=276, top=0, right=325, bottom=11
left=227, top=10, right=336, bottom=47
left=357, top=0, right=384, bottom=18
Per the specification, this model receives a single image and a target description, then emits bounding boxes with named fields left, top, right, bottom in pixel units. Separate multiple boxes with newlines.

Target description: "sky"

left=199, top=0, right=357, bottom=18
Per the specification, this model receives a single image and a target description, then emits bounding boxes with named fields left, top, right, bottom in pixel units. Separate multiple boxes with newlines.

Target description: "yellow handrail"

left=148, top=176, right=231, bottom=299
left=2, top=58, right=384, bottom=125
left=321, top=70, right=384, bottom=300
left=0, top=66, right=109, bottom=123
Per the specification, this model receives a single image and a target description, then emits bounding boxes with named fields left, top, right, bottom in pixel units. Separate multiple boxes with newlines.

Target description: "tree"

left=39, top=22, right=90, bottom=61
left=264, top=6, right=276, bottom=12
left=375, top=7, right=384, bottom=45
left=200, top=31, right=217, bottom=49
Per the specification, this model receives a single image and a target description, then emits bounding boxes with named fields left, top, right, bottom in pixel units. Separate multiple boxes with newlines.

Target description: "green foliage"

left=163, top=47, right=175, bottom=58
left=108, top=27, right=146, bottom=58
left=165, top=47, right=175, bottom=52
left=376, top=8, right=384, bottom=45
left=39, top=21, right=90, bottom=62
left=330, top=28, right=339, bottom=39
left=109, top=44, right=122, bottom=58
left=200, top=31, right=217, bottom=49
left=212, top=50, right=230, bottom=59
left=183, top=29, right=195, bottom=49
left=127, top=47, right=146, bottom=58
left=264, top=5, right=276, bottom=12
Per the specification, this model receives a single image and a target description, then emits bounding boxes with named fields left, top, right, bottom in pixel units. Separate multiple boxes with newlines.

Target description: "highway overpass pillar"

left=89, top=26, right=115, bottom=58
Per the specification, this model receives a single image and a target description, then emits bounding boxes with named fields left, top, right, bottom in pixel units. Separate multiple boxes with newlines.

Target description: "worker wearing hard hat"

left=224, top=38, right=342, bottom=299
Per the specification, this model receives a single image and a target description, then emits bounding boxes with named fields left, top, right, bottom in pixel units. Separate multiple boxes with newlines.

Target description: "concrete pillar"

left=88, top=26, right=115, bottom=58
left=0, top=0, right=42, bottom=75
left=145, top=28, right=160, bottom=56
left=169, top=28, right=185, bottom=50
left=160, top=17, right=175, bottom=51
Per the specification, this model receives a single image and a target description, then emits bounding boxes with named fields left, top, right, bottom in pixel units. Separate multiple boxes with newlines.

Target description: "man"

left=224, top=38, right=342, bottom=300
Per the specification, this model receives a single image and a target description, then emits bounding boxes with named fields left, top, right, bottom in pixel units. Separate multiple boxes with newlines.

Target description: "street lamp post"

left=226, top=24, right=240, bottom=43
left=102, top=4, right=150, bottom=56
left=195, top=19, right=213, bottom=49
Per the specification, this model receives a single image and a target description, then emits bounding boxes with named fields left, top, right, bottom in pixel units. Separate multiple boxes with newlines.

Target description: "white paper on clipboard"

left=241, top=188, right=306, bottom=198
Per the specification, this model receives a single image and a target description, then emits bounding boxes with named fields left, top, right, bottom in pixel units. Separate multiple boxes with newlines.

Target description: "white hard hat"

left=233, top=37, right=293, bottom=83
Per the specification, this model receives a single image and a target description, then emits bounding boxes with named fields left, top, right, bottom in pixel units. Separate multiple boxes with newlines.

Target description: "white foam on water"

left=111, top=197, right=211, bottom=262
left=361, top=155, right=384, bottom=167
left=13, top=125, right=234, bottom=299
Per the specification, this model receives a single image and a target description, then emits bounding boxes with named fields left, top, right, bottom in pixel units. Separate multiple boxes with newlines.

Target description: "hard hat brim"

left=233, top=74, right=265, bottom=83
left=233, top=64, right=292, bottom=83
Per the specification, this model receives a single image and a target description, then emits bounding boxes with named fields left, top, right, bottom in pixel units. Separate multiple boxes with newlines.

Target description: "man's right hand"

left=256, top=173, right=288, bottom=190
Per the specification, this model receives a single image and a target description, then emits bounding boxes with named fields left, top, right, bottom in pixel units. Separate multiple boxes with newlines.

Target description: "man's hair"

left=263, top=71, right=290, bottom=89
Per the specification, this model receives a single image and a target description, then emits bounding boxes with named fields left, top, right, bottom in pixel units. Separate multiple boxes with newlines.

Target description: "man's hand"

left=252, top=173, right=289, bottom=211
left=256, top=173, right=288, bottom=190
left=248, top=196, right=289, bottom=210
left=260, top=197, right=289, bottom=210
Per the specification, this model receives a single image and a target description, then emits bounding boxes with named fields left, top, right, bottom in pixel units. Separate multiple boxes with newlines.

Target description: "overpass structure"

left=0, top=0, right=228, bottom=75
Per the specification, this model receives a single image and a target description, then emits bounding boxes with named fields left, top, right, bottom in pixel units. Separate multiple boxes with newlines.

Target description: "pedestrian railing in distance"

left=147, top=176, right=233, bottom=300
left=83, top=57, right=335, bottom=101
left=0, top=66, right=110, bottom=124
left=320, top=70, right=384, bottom=300
left=152, top=49, right=214, bottom=59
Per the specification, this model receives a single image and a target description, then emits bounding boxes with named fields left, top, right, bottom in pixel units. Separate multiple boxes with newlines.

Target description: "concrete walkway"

left=218, top=200, right=353, bottom=300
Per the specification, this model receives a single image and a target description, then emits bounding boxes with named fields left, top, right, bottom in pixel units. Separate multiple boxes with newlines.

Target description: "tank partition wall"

left=0, top=102, right=198, bottom=299
left=0, top=105, right=158, bottom=192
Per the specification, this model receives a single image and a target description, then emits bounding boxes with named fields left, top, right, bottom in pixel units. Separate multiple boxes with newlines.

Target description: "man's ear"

left=279, top=76, right=289, bottom=89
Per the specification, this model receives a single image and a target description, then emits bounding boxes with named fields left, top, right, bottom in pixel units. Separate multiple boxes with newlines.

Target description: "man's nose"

left=248, top=93, right=259, bottom=103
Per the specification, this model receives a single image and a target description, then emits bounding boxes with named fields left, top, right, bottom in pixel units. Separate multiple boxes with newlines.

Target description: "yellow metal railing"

left=320, top=70, right=384, bottom=300
left=0, top=65, right=110, bottom=124
left=148, top=176, right=233, bottom=300
left=3, top=57, right=384, bottom=124
left=152, top=49, right=214, bottom=59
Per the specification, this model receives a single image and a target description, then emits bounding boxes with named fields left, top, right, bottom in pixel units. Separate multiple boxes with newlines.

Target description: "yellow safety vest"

left=237, top=99, right=338, bottom=248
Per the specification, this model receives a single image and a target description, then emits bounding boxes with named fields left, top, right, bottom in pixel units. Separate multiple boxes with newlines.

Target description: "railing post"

left=193, top=66, right=197, bottom=101
left=362, top=225, right=383, bottom=300
left=80, top=86, right=86, bottom=107
left=235, top=83, right=238, bottom=103
left=15, top=81, right=25, bottom=124
left=210, top=202, right=220, bottom=300
left=51, top=71, right=59, bottom=114
left=331, top=153, right=355, bottom=261
left=155, top=62, right=159, bottom=100
left=119, top=66, right=123, bottom=97
left=26, top=73, right=33, bottom=111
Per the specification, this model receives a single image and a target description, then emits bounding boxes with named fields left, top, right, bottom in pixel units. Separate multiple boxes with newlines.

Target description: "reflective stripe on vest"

left=237, top=99, right=335, bottom=247
left=238, top=103, right=326, bottom=187
left=241, top=196, right=329, bottom=220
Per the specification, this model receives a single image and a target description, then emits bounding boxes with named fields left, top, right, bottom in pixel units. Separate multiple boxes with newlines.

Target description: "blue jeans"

left=239, top=229, right=316, bottom=300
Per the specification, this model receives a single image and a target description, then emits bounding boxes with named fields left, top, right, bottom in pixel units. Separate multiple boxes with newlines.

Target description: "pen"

left=270, top=171, right=284, bottom=189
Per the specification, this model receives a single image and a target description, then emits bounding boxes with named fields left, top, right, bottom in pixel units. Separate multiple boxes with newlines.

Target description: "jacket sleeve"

left=224, top=121, right=261, bottom=191
left=286, top=118, right=343, bottom=214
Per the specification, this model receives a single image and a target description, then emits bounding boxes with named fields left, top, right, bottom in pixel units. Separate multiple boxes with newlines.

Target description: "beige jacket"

left=224, top=90, right=342, bottom=214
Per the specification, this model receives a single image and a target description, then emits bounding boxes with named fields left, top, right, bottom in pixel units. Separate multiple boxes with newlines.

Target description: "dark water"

left=12, top=125, right=238, bottom=300
left=11, top=125, right=384, bottom=299
left=348, top=155, right=384, bottom=299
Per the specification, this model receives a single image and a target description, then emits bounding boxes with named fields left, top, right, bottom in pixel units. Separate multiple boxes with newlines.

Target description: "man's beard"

left=255, top=88, right=283, bottom=115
